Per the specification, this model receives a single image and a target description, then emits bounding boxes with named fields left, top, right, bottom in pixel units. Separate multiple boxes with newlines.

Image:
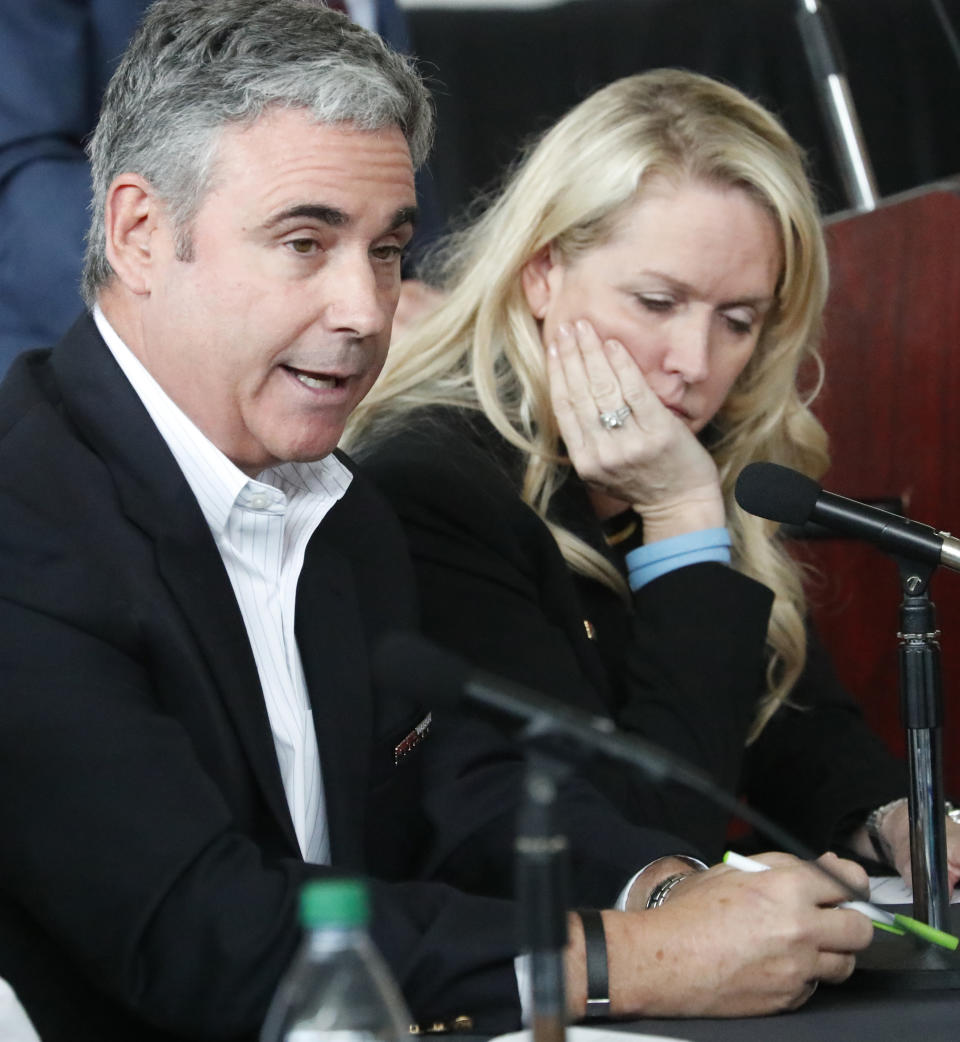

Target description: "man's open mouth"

left=284, top=365, right=346, bottom=390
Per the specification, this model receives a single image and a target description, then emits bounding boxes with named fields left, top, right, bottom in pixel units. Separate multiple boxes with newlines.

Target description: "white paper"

left=492, top=1028, right=693, bottom=1042
left=870, top=875, right=960, bottom=905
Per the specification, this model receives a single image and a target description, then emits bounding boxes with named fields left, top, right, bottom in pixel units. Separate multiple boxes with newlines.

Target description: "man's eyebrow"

left=264, top=204, right=348, bottom=228
left=263, top=203, right=419, bottom=232
left=391, top=205, right=419, bottom=231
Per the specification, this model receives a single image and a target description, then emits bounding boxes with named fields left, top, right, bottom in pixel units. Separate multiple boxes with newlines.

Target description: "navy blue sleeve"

left=0, top=1, right=148, bottom=371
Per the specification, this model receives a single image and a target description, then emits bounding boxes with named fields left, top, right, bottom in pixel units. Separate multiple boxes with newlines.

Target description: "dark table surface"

left=625, top=984, right=960, bottom=1041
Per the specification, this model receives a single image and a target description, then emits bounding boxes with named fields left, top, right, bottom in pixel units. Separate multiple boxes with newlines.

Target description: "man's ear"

left=520, top=244, right=560, bottom=320
left=103, top=173, right=164, bottom=295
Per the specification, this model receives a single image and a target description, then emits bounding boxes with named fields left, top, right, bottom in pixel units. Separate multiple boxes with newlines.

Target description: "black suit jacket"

left=0, top=318, right=690, bottom=1041
left=356, top=406, right=908, bottom=860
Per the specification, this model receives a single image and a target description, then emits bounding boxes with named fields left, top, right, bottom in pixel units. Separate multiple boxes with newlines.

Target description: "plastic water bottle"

left=260, top=879, right=412, bottom=1042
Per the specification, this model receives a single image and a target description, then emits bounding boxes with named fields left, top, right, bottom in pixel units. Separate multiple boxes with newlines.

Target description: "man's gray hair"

left=82, top=0, right=434, bottom=303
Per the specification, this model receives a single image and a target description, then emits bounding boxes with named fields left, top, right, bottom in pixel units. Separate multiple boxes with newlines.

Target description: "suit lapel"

left=295, top=527, right=372, bottom=871
left=152, top=528, right=299, bottom=851
left=52, top=316, right=299, bottom=851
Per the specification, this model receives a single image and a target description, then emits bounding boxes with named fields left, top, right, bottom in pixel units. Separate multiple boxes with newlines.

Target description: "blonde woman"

left=347, top=69, right=960, bottom=881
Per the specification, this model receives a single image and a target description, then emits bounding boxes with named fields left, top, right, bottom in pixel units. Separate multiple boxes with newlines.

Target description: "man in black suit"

left=0, top=2, right=873, bottom=1039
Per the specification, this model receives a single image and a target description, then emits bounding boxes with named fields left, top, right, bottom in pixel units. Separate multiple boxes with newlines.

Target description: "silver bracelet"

left=867, top=797, right=960, bottom=865
left=865, top=797, right=905, bottom=865
left=633, top=854, right=707, bottom=910
left=646, top=872, right=691, bottom=908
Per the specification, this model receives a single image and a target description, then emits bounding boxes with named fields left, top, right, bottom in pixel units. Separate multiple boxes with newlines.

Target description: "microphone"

left=373, top=631, right=828, bottom=853
left=735, top=461, right=960, bottom=573
left=375, top=630, right=676, bottom=784
left=373, top=631, right=883, bottom=902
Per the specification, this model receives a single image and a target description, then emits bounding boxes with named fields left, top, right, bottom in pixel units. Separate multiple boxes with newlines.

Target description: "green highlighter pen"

left=722, top=850, right=959, bottom=951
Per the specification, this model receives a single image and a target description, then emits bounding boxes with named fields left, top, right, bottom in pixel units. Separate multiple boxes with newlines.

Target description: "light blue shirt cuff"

left=625, top=527, right=731, bottom=591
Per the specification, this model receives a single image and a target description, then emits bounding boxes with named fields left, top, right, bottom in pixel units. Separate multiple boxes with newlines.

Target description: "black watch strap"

left=577, top=908, right=610, bottom=1019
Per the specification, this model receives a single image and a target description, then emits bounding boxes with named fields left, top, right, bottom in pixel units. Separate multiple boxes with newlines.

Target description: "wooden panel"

left=802, top=185, right=960, bottom=794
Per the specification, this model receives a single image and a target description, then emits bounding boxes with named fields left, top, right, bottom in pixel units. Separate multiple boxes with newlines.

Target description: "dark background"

left=404, top=0, right=960, bottom=231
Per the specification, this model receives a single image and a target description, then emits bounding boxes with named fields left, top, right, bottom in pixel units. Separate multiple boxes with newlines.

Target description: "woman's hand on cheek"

left=546, top=319, right=725, bottom=540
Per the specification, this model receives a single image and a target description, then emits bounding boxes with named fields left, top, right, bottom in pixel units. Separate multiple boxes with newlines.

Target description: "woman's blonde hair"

left=346, top=69, right=830, bottom=739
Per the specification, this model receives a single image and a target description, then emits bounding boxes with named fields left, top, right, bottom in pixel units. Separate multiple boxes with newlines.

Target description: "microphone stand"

left=515, top=735, right=571, bottom=1042
left=930, top=0, right=960, bottom=74
left=851, top=558, right=960, bottom=986
left=729, top=461, right=960, bottom=984
left=795, top=0, right=879, bottom=212
left=897, top=559, right=950, bottom=930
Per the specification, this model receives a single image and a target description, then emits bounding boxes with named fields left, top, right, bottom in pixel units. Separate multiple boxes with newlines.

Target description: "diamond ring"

left=599, top=405, right=632, bottom=430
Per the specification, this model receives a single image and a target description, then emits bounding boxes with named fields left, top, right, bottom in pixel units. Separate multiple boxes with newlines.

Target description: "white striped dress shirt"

left=93, top=306, right=350, bottom=864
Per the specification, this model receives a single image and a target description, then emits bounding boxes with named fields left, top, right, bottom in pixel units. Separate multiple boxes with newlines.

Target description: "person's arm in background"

left=0, top=2, right=148, bottom=371
left=372, top=0, right=447, bottom=304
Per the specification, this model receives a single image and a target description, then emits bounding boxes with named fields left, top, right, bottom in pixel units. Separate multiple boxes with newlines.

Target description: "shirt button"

left=248, top=494, right=270, bottom=510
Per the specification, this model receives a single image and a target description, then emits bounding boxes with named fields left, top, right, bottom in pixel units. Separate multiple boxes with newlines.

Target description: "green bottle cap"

left=300, top=879, right=369, bottom=929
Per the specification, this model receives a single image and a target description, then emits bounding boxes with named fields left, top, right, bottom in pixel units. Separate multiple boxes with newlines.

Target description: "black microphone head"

left=734, top=461, right=822, bottom=526
left=373, top=630, right=468, bottom=707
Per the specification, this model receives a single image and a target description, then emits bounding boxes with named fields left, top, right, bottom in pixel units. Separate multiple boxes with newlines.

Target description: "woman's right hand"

left=546, top=318, right=725, bottom=541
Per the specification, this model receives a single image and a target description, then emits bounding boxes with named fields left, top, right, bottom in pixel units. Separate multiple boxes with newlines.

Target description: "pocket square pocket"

left=394, top=712, right=432, bottom=765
